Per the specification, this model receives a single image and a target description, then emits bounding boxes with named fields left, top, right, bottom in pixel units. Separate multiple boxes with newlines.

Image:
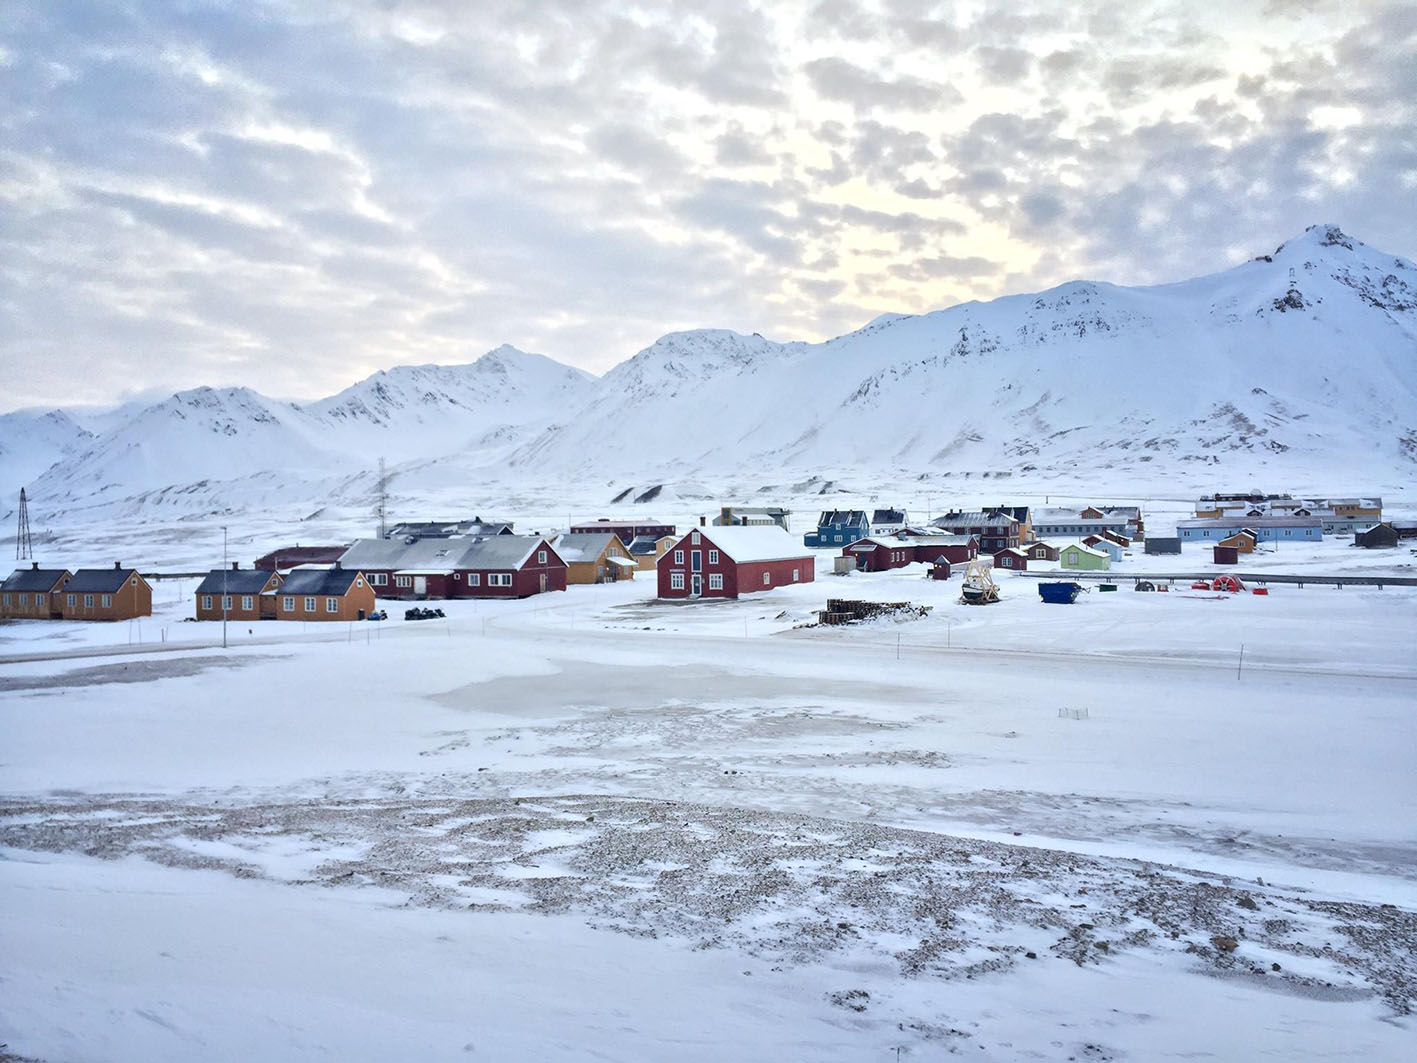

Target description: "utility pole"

left=376, top=458, right=387, bottom=538
left=222, top=525, right=229, bottom=650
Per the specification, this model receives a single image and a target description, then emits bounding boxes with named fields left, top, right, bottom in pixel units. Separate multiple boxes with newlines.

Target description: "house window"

left=691, top=531, right=700, bottom=544
left=395, top=575, right=412, bottom=588
left=201, top=595, right=213, bottom=610
left=130, top=577, right=137, bottom=586
left=221, top=595, right=232, bottom=610
left=792, top=568, right=799, bottom=581
left=538, top=550, right=547, bottom=564
left=708, top=573, right=723, bottom=590
left=670, top=572, right=685, bottom=590
left=102, top=595, right=112, bottom=608
left=0, top=594, right=8, bottom=607
left=708, top=550, right=719, bottom=565
left=355, top=578, right=364, bottom=588
left=283, top=597, right=294, bottom=611
left=18, top=594, right=27, bottom=607
left=763, top=572, right=771, bottom=585
left=242, top=595, right=254, bottom=610
left=304, top=597, right=316, bottom=612
left=326, top=598, right=339, bottom=612
left=68, top=594, right=76, bottom=607
left=370, top=573, right=388, bottom=586
left=490, top=573, right=512, bottom=587
left=469, top=573, right=481, bottom=586
left=674, top=549, right=684, bottom=564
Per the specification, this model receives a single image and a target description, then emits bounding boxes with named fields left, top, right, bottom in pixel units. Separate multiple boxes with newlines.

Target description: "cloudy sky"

left=2, top=1, right=1414, bottom=411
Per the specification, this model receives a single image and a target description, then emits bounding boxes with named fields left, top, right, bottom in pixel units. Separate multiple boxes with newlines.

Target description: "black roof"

left=1, top=568, right=70, bottom=593
left=65, top=568, right=144, bottom=594
left=278, top=567, right=363, bottom=596
left=196, top=568, right=280, bottom=594
left=872, top=508, right=905, bottom=524
left=817, top=509, right=868, bottom=526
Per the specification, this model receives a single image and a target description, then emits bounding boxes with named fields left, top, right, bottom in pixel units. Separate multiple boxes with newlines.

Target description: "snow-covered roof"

left=454, top=535, right=555, bottom=571
left=694, top=526, right=810, bottom=563
left=552, top=533, right=620, bottom=564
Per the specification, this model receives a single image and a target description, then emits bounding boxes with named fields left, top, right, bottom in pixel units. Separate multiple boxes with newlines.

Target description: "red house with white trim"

left=657, top=526, right=814, bottom=599
left=450, top=535, right=567, bottom=598
left=842, top=538, right=916, bottom=572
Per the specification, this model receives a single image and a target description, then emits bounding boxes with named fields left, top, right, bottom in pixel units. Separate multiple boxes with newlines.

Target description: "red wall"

left=843, top=542, right=913, bottom=572
left=658, top=532, right=813, bottom=598
left=451, top=548, right=566, bottom=598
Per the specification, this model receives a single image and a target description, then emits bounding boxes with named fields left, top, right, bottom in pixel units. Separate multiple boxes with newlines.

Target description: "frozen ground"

left=2, top=533, right=1416, bottom=1060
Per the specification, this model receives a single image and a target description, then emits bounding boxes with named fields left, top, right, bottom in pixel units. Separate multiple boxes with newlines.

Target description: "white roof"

left=1063, top=543, right=1108, bottom=558
left=688, top=526, right=811, bottom=564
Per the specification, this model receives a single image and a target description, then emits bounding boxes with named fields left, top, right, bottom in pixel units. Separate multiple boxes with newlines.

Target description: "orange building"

left=196, top=564, right=283, bottom=621
left=273, top=566, right=376, bottom=621
left=0, top=565, right=72, bottom=619
left=60, top=565, right=153, bottom=621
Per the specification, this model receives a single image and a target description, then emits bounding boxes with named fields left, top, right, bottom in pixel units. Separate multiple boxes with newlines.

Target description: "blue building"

left=1176, top=517, right=1323, bottom=543
left=804, top=509, right=870, bottom=548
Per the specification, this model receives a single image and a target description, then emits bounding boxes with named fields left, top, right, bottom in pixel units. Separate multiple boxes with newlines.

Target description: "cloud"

left=0, top=0, right=1413, bottom=410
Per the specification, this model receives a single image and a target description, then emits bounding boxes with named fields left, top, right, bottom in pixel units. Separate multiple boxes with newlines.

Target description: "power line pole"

left=222, top=525, right=229, bottom=650
left=16, top=488, right=33, bottom=560
left=376, top=457, right=387, bottom=538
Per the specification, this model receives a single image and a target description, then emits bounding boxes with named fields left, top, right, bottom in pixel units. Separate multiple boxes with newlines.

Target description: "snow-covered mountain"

left=5, top=225, right=1414, bottom=526
left=513, top=225, right=1417, bottom=484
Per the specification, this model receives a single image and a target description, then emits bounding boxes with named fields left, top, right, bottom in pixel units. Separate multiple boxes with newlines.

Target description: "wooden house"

left=842, top=538, right=915, bottom=572
left=869, top=508, right=907, bottom=536
left=1354, top=523, right=1399, bottom=548
left=554, top=533, right=637, bottom=584
left=992, top=547, right=1028, bottom=571
left=1085, top=538, right=1125, bottom=562
left=339, top=538, right=472, bottom=598
left=804, top=510, right=870, bottom=547
left=628, top=534, right=678, bottom=571
left=274, top=566, right=376, bottom=621
left=60, top=564, right=153, bottom=621
left=930, top=511, right=1019, bottom=552
left=0, top=564, right=71, bottom=620
left=991, top=506, right=1034, bottom=543
left=658, top=526, right=813, bottom=599
left=1032, top=508, right=1132, bottom=540
left=1217, top=529, right=1258, bottom=554
left=1024, top=541, right=1059, bottom=562
left=1177, top=517, right=1322, bottom=543
left=1059, top=544, right=1110, bottom=571
left=450, top=536, right=567, bottom=598
left=713, top=506, right=790, bottom=529
left=902, top=533, right=978, bottom=566
left=196, top=564, right=282, bottom=621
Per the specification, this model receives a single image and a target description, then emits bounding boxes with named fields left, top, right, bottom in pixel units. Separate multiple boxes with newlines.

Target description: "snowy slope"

left=0, top=408, right=93, bottom=499
left=512, top=225, right=1417, bottom=483
left=6, top=225, right=1415, bottom=524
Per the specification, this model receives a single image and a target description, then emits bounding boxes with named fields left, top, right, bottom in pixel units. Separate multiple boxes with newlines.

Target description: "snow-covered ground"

left=2, top=528, right=1415, bottom=1061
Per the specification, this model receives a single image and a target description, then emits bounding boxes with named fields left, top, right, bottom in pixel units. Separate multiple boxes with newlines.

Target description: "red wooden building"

left=842, top=538, right=916, bottom=572
left=450, top=536, right=567, bottom=599
left=658, top=527, right=814, bottom=599
left=254, top=545, right=349, bottom=571
left=993, top=547, right=1029, bottom=571
left=1024, top=542, right=1060, bottom=562
left=900, top=533, right=978, bottom=566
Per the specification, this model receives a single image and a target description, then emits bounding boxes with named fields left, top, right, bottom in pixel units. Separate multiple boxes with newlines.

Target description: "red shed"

left=451, top=536, right=567, bottom=598
left=1213, top=545, right=1239, bottom=565
left=658, top=526, right=814, bottom=599
left=842, top=538, right=915, bottom=572
left=993, top=547, right=1028, bottom=571
left=1025, top=541, right=1060, bottom=561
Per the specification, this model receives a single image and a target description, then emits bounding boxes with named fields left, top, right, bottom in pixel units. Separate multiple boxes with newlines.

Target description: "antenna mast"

left=376, top=457, right=387, bottom=538
left=16, top=488, right=33, bottom=560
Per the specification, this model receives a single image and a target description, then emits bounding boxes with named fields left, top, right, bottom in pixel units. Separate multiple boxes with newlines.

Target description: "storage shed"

left=1213, top=545, right=1240, bottom=565
left=1059, top=544, right=1110, bottom=571
left=1144, top=537, right=1182, bottom=555
left=1354, top=523, right=1399, bottom=549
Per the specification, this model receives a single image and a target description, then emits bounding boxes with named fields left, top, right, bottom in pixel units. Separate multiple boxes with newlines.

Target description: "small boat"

left=1038, top=581, right=1084, bottom=604
left=959, top=560, right=1000, bottom=605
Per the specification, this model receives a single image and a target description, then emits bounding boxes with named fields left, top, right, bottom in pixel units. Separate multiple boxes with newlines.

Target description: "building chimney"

left=31, top=561, right=39, bottom=570
left=699, top=516, right=706, bottom=526
left=114, top=561, right=122, bottom=570
left=333, top=560, right=342, bottom=570
left=231, top=561, right=239, bottom=571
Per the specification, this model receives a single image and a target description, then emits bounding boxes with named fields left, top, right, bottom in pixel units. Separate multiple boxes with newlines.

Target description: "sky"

left=1, top=0, right=1414, bottom=412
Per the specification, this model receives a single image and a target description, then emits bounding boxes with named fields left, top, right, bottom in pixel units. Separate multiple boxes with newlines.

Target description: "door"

left=691, top=573, right=702, bottom=596
left=540, top=573, right=547, bottom=592
left=413, top=575, right=427, bottom=596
